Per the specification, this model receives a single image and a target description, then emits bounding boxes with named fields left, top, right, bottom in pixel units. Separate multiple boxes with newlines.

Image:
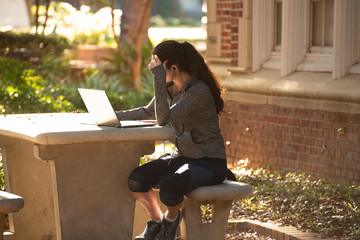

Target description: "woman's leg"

left=158, top=158, right=227, bottom=209
left=128, top=156, right=180, bottom=220
left=165, top=203, right=183, bottom=220
left=128, top=157, right=174, bottom=240
left=131, top=189, right=163, bottom=222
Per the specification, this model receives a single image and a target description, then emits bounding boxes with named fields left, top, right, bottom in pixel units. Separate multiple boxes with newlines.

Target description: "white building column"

left=333, top=0, right=359, bottom=79
left=206, top=0, right=222, bottom=58
left=252, top=0, right=272, bottom=72
left=281, top=0, right=306, bottom=76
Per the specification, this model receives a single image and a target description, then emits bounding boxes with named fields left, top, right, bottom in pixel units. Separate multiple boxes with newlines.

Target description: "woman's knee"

left=159, top=191, right=184, bottom=207
left=159, top=172, right=190, bottom=206
left=128, top=172, right=151, bottom=193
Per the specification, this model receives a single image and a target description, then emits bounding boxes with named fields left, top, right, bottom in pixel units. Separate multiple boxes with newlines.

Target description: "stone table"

left=0, top=113, right=174, bottom=240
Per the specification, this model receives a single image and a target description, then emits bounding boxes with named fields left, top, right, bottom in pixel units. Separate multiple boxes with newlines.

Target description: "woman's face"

left=165, top=67, right=174, bottom=83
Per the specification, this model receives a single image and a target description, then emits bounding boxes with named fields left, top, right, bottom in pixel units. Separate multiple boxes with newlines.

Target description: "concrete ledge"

left=0, top=191, right=24, bottom=213
left=207, top=57, right=231, bottom=79
left=225, top=91, right=268, bottom=105
left=207, top=57, right=231, bottom=64
left=221, top=69, right=360, bottom=114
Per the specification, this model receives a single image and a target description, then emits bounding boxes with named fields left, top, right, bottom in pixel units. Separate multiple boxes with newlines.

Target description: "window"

left=349, top=5, right=360, bottom=74
left=309, top=0, right=334, bottom=53
left=273, top=0, right=282, bottom=52
left=262, top=0, right=282, bottom=70
left=297, top=0, right=334, bottom=72
left=253, top=0, right=359, bottom=78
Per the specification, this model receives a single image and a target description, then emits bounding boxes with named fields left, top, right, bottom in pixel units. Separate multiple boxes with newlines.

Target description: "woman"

left=116, top=40, right=228, bottom=240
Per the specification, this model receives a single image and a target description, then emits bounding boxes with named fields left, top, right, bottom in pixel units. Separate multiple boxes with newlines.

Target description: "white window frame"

left=349, top=2, right=360, bottom=74
left=263, top=0, right=282, bottom=70
left=309, top=0, right=334, bottom=51
left=253, top=0, right=359, bottom=78
left=333, top=0, right=359, bottom=78
left=273, top=0, right=282, bottom=51
left=297, top=0, right=333, bottom=73
left=254, top=0, right=282, bottom=71
left=252, top=0, right=274, bottom=72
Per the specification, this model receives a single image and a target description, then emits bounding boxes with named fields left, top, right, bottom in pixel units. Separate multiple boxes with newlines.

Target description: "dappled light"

left=230, top=169, right=360, bottom=239
left=29, top=2, right=121, bottom=46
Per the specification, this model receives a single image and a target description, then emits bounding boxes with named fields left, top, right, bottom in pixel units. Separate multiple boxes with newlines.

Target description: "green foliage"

left=151, top=15, right=202, bottom=28
left=151, top=0, right=181, bottom=19
left=0, top=29, right=155, bottom=114
left=0, top=31, right=70, bottom=58
left=231, top=169, right=360, bottom=239
left=35, top=54, right=72, bottom=83
left=64, top=69, right=153, bottom=112
left=0, top=54, right=154, bottom=114
left=0, top=57, right=75, bottom=114
left=65, top=41, right=154, bottom=112
left=72, top=32, right=115, bottom=46
left=104, top=40, right=154, bottom=77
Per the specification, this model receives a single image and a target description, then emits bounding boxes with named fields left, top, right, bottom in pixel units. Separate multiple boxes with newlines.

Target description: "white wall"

left=0, top=0, right=30, bottom=28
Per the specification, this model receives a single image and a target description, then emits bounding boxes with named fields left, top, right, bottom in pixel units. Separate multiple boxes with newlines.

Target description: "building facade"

left=206, top=0, right=360, bottom=183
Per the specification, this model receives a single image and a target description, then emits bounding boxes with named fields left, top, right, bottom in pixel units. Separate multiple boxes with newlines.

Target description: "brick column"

left=216, top=0, right=243, bottom=63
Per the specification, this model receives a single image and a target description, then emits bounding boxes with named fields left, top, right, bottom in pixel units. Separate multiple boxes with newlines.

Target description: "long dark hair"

left=152, top=40, right=224, bottom=114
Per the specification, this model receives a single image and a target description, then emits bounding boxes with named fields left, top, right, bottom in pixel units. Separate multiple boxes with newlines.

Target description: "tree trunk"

left=120, top=0, right=152, bottom=44
left=25, top=0, right=33, bottom=28
left=35, top=0, right=39, bottom=34
left=42, top=0, right=50, bottom=34
left=118, top=0, right=153, bottom=90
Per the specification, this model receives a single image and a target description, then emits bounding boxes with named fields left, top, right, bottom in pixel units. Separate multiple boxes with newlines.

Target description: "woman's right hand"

left=148, top=55, right=162, bottom=70
left=148, top=55, right=168, bottom=70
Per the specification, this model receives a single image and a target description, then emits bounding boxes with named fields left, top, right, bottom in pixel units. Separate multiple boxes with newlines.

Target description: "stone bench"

left=0, top=191, right=24, bottom=240
left=180, top=180, right=252, bottom=240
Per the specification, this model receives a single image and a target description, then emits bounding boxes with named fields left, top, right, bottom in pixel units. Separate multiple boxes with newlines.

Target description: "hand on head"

left=148, top=55, right=168, bottom=70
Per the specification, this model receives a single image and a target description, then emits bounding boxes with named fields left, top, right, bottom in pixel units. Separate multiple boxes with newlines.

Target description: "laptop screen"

left=78, top=88, right=120, bottom=127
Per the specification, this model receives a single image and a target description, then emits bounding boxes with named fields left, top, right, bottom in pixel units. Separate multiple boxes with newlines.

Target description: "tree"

left=26, top=0, right=50, bottom=34
left=24, top=0, right=153, bottom=90
left=111, top=0, right=153, bottom=90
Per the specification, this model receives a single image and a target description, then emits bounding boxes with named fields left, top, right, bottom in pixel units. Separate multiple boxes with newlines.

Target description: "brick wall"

left=216, top=0, right=243, bottom=65
left=220, top=101, right=360, bottom=184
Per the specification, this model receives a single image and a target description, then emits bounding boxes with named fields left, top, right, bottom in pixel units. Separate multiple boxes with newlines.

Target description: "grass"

left=151, top=15, right=203, bottom=28
left=230, top=168, right=360, bottom=239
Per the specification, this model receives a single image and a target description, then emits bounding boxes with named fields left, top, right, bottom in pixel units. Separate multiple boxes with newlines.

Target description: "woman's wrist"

left=151, top=65, right=166, bottom=83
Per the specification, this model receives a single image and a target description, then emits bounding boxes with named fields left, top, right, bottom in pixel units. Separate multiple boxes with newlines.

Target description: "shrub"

left=0, top=31, right=70, bottom=56
left=151, top=15, right=202, bottom=28
left=0, top=31, right=70, bottom=65
left=0, top=56, right=154, bottom=114
left=64, top=69, right=154, bottom=112
left=0, top=57, right=75, bottom=114
left=0, top=32, right=155, bottom=114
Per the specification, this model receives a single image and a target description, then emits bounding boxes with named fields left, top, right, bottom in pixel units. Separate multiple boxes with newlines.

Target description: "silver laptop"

left=78, top=88, right=156, bottom=128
